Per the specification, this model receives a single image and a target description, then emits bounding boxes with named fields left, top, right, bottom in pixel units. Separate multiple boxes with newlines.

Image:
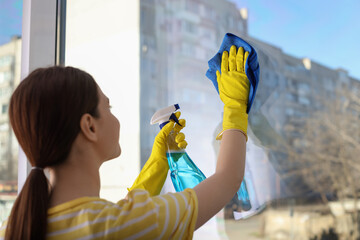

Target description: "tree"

left=277, top=86, right=360, bottom=239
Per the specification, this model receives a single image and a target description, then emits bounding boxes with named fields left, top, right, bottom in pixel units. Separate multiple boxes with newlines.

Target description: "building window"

left=0, top=88, right=11, bottom=98
left=2, top=104, right=8, bottom=114
left=0, top=123, right=9, bottom=131
left=203, top=5, right=216, bottom=19
left=0, top=72, right=12, bottom=84
left=286, top=93, right=297, bottom=102
left=201, top=27, right=214, bottom=41
left=298, top=96, right=310, bottom=105
left=185, top=0, right=199, bottom=13
left=183, top=20, right=197, bottom=34
left=181, top=42, right=195, bottom=56
left=238, top=21, right=244, bottom=32
left=297, top=82, right=310, bottom=95
left=0, top=56, right=13, bottom=67
left=225, top=15, right=235, bottom=29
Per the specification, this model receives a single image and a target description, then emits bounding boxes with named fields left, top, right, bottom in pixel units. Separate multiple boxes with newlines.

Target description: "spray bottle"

left=236, top=180, right=251, bottom=211
left=151, top=104, right=206, bottom=192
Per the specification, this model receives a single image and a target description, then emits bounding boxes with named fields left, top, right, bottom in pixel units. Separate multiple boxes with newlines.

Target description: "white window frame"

left=19, top=0, right=58, bottom=192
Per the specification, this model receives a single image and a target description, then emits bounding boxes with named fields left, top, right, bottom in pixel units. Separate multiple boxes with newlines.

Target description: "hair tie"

left=32, top=166, right=44, bottom=171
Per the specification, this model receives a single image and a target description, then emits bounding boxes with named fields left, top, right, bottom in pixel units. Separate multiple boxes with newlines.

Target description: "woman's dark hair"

left=5, top=66, right=99, bottom=240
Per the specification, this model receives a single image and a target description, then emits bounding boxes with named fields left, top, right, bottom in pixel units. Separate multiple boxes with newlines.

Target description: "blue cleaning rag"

left=206, top=33, right=260, bottom=113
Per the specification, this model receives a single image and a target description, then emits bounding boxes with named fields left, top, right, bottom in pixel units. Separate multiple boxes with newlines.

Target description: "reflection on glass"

left=65, top=0, right=359, bottom=238
left=141, top=0, right=360, bottom=239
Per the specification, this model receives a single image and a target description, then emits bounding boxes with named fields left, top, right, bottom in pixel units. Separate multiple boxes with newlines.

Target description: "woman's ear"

left=79, top=113, right=98, bottom=142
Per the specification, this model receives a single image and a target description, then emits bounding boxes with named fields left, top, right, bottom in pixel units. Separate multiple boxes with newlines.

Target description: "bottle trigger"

left=170, top=113, right=182, bottom=126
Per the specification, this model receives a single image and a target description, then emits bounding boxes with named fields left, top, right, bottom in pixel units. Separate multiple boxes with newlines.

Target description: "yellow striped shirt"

left=0, top=188, right=198, bottom=240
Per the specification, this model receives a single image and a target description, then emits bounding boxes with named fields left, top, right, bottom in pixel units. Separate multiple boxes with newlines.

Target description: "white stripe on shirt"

left=123, top=223, right=158, bottom=240
left=157, top=196, right=169, bottom=240
left=47, top=215, right=119, bottom=237
left=169, top=194, right=180, bottom=237
left=48, top=208, right=103, bottom=223
left=178, top=193, right=192, bottom=240
left=75, top=209, right=157, bottom=240
left=130, top=191, right=148, bottom=199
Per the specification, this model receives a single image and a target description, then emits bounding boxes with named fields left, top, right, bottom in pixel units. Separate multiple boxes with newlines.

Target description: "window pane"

left=65, top=0, right=359, bottom=239
left=65, top=0, right=141, bottom=201
left=0, top=0, right=22, bottom=224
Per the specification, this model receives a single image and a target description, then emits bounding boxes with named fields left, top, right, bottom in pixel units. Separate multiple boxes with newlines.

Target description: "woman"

left=1, top=45, right=249, bottom=239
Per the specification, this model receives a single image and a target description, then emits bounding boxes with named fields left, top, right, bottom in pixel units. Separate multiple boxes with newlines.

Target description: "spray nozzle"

left=151, top=104, right=181, bottom=129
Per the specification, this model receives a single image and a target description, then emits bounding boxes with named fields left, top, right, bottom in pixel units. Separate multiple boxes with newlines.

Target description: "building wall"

left=0, top=36, right=21, bottom=183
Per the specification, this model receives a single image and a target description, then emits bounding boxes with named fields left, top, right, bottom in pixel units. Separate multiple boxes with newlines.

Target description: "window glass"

left=0, top=0, right=22, bottom=224
left=65, top=0, right=360, bottom=239
left=65, top=0, right=142, bottom=201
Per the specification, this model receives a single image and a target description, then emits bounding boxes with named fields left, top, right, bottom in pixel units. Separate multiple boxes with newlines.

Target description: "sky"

left=1, top=0, right=359, bottom=79
left=0, top=0, right=22, bottom=44
left=230, top=0, right=360, bottom=80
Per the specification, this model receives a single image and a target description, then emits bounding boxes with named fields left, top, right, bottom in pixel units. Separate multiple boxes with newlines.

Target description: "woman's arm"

left=194, top=45, right=250, bottom=229
left=194, top=130, right=246, bottom=229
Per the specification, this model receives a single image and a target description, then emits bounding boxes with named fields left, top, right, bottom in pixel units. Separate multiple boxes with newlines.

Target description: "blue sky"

left=231, top=0, right=360, bottom=79
left=1, top=0, right=359, bottom=79
left=0, top=0, right=22, bottom=45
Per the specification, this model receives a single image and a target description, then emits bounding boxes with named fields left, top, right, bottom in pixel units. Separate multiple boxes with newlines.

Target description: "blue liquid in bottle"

left=167, top=151, right=206, bottom=192
left=236, top=179, right=251, bottom=211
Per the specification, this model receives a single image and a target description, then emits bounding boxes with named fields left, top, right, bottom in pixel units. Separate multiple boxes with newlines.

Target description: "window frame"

left=18, top=0, right=58, bottom=192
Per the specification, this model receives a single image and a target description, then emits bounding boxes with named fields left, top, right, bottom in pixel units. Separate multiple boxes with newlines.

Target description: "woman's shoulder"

left=48, top=196, right=110, bottom=216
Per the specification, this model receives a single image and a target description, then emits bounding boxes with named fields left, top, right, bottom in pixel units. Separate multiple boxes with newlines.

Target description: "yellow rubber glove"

left=216, top=45, right=250, bottom=140
left=128, top=112, right=187, bottom=196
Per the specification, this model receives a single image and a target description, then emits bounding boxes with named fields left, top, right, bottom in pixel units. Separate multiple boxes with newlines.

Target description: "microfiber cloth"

left=206, top=33, right=260, bottom=113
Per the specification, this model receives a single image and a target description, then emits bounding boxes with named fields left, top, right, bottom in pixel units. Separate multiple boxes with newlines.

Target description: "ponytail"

left=5, top=169, right=49, bottom=240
